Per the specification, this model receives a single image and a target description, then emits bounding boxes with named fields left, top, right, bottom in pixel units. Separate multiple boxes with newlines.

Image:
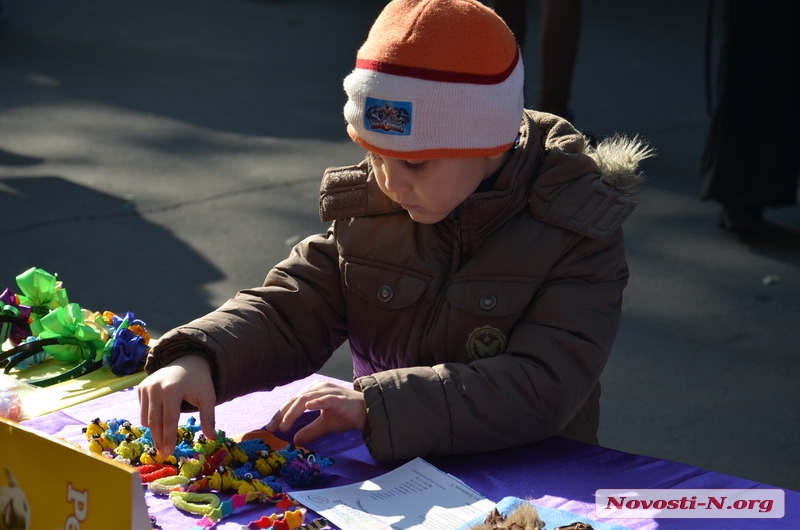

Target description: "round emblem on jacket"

left=467, top=325, right=507, bottom=361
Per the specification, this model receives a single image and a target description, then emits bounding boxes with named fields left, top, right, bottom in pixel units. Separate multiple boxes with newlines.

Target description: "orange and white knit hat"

left=343, top=0, right=524, bottom=160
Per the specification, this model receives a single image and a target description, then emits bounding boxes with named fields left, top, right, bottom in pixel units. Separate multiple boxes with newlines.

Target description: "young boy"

left=139, top=0, right=650, bottom=461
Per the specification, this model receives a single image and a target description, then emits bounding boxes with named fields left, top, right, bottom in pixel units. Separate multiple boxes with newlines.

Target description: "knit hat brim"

left=344, top=53, right=523, bottom=159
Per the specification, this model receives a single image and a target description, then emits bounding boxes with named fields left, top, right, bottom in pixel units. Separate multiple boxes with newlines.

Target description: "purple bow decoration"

left=1, top=288, right=33, bottom=346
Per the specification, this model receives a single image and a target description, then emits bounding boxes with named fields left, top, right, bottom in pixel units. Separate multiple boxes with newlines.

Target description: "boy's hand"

left=266, top=381, right=367, bottom=446
left=137, top=355, right=217, bottom=458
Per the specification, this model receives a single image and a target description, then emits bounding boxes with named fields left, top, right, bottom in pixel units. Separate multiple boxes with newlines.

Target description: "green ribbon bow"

left=15, top=267, right=69, bottom=322
left=36, top=303, right=106, bottom=363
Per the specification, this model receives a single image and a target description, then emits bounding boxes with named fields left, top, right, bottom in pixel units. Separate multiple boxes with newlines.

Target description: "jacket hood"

left=521, top=110, right=653, bottom=239
left=527, top=110, right=652, bottom=199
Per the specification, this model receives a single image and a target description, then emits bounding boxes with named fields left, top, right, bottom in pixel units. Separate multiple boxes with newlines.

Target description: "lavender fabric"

left=23, top=375, right=798, bottom=530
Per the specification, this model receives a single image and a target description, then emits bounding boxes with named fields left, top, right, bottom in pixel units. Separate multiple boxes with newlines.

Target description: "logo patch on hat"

left=364, top=97, right=412, bottom=136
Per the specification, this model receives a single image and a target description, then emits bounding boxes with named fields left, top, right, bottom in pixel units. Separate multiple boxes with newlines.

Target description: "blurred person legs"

left=492, top=0, right=582, bottom=118
left=537, top=0, right=581, bottom=118
left=700, top=0, right=800, bottom=237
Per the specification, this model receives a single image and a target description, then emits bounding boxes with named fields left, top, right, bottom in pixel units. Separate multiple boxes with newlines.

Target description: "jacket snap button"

left=479, top=295, right=497, bottom=311
left=377, top=285, right=393, bottom=303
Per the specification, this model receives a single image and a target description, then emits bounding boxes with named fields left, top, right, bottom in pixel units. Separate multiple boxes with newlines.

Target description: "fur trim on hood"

left=586, top=133, right=654, bottom=198
left=527, top=111, right=653, bottom=240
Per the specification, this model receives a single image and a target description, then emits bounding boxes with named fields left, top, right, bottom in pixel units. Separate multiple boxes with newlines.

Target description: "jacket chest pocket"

left=448, top=278, right=538, bottom=317
left=344, top=261, right=431, bottom=309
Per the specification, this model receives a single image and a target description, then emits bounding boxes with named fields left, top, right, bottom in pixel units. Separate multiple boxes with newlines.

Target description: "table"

left=23, top=374, right=798, bottom=529
left=5, top=362, right=145, bottom=418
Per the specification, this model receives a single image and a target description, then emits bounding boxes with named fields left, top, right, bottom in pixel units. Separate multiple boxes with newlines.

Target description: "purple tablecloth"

left=23, top=374, right=797, bottom=529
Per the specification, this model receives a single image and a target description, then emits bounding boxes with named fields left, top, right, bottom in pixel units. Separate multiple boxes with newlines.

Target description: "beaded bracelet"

left=139, top=464, right=178, bottom=483
left=148, top=475, right=190, bottom=495
left=187, top=492, right=279, bottom=529
left=169, top=491, right=221, bottom=515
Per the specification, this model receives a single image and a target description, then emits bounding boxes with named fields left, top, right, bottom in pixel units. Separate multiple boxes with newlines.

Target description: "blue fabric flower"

left=104, top=327, right=148, bottom=375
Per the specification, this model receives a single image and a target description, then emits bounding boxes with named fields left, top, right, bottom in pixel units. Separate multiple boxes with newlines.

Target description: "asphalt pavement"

left=1, top=0, right=798, bottom=491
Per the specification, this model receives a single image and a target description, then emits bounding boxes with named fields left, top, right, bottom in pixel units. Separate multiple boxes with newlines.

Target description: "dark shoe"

left=719, top=206, right=765, bottom=237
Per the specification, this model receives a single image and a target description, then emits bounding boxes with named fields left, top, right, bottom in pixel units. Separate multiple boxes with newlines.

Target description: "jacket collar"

left=319, top=109, right=641, bottom=242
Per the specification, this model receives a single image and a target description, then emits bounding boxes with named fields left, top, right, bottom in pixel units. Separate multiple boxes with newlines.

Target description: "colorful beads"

left=82, top=417, right=334, bottom=528
left=244, top=509, right=306, bottom=529
left=243, top=514, right=331, bottom=530
left=139, top=465, right=178, bottom=483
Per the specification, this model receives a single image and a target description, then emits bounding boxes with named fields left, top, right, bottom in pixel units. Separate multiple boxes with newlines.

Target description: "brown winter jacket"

left=145, top=110, right=650, bottom=462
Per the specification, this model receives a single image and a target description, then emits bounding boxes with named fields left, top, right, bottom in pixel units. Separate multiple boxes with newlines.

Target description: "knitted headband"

left=343, top=0, right=524, bottom=160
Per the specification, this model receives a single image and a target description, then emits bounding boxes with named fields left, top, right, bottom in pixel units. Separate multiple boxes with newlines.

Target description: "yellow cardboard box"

left=0, top=416, right=150, bottom=530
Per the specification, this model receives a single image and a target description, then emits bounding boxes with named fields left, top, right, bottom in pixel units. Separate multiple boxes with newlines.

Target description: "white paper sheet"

left=289, top=457, right=495, bottom=530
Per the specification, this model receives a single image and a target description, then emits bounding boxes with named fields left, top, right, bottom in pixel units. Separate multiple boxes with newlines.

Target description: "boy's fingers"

left=270, top=393, right=308, bottom=431
left=279, top=397, right=306, bottom=431
left=293, top=417, right=325, bottom=447
left=266, top=396, right=293, bottom=431
left=159, top=404, right=180, bottom=456
left=139, top=387, right=171, bottom=456
left=197, top=394, right=217, bottom=441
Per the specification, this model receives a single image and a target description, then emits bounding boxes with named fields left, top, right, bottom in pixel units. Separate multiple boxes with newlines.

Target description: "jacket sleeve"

left=145, top=227, right=348, bottom=405
left=356, top=228, right=628, bottom=461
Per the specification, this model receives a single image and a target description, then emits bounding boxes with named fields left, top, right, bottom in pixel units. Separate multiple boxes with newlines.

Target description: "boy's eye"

left=368, top=153, right=427, bottom=171
left=402, top=160, right=427, bottom=171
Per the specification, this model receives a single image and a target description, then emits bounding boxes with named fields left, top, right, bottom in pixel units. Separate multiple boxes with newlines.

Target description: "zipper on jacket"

left=449, top=219, right=462, bottom=276
left=421, top=219, right=462, bottom=357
